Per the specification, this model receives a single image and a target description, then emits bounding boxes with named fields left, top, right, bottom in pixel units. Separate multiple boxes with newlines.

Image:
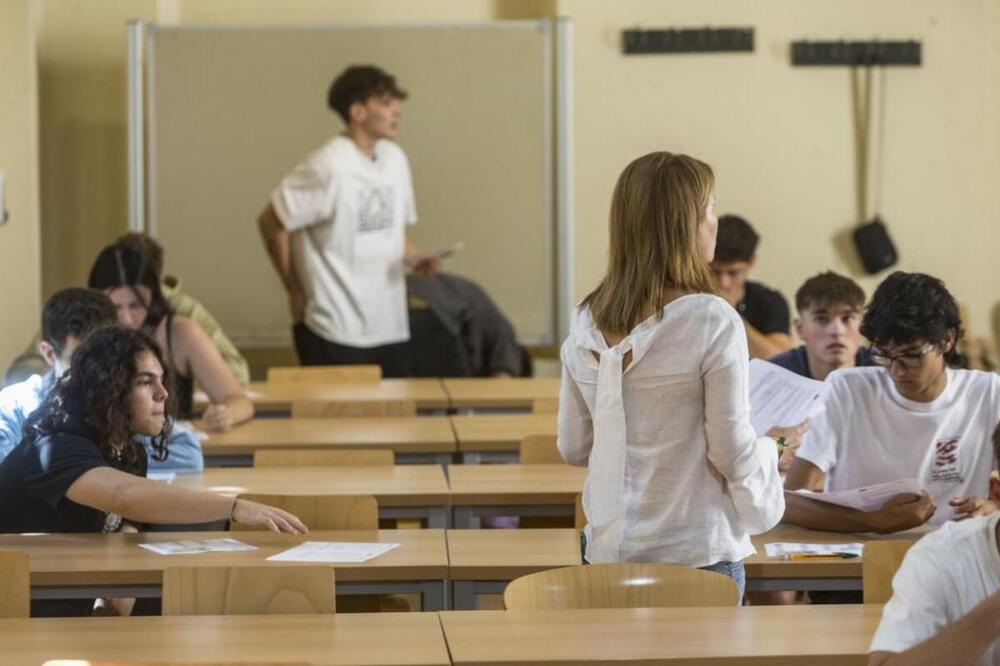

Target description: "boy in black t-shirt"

left=711, top=215, right=793, bottom=359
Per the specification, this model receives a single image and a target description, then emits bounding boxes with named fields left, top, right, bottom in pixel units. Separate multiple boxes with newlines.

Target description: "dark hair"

left=794, top=271, right=866, bottom=313
left=41, top=288, right=116, bottom=353
left=114, top=232, right=164, bottom=278
left=327, top=65, right=408, bottom=124
left=87, top=243, right=171, bottom=330
left=713, top=214, right=759, bottom=263
left=25, top=326, right=173, bottom=472
left=860, top=271, right=965, bottom=367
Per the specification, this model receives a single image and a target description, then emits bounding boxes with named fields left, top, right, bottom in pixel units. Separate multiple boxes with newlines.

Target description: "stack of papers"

left=749, top=359, right=829, bottom=434
left=266, top=541, right=400, bottom=563
left=139, top=538, right=257, bottom=555
left=795, top=478, right=925, bottom=512
left=765, top=542, right=864, bottom=558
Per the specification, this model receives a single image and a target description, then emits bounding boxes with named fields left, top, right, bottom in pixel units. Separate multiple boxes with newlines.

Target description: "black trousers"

left=292, top=323, right=410, bottom=378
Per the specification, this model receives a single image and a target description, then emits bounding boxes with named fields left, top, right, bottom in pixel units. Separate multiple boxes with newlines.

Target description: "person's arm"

left=556, top=347, right=593, bottom=467
left=404, top=235, right=440, bottom=278
left=165, top=289, right=250, bottom=385
left=65, top=466, right=306, bottom=533
left=258, top=203, right=305, bottom=323
left=869, top=592, right=1000, bottom=666
left=744, top=321, right=794, bottom=359
left=172, top=317, right=253, bottom=431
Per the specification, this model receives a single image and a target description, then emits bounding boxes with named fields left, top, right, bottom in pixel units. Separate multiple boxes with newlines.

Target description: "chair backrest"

left=574, top=493, right=586, bottom=529
left=253, top=448, right=394, bottom=467
left=0, top=550, right=29, bottom=618
left=531, top=398, right=558, bottom=414
left=863, top=539, right=916, bottom=604
left=503, top=563, right=740, bottom=610
left=519, top=434, right=563, bottom=464
left=267, top=364, right=381, bottom=384
left=291, top=399, right=416, bottom=418
left=162, top=565, right=336, bottom=615
left=231, top=493, right=378, bottom=531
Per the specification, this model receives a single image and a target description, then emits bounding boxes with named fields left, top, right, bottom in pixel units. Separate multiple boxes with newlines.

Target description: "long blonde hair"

left=583, top=151, right=717, bottom=336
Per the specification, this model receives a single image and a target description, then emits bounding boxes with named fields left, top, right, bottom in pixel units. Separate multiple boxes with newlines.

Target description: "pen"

left=781, top=552, right=859, bottom=560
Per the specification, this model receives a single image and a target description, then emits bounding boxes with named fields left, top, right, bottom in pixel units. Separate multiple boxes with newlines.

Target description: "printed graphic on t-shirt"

left=930, top=436, right=964, bottom=483
left=357, top=185, right=395, bottom=233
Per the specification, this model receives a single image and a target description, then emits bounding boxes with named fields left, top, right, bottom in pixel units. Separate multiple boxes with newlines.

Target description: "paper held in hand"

left=749, top=359, right=829, bottom=435
left=795, top=478, right=926, bottom=512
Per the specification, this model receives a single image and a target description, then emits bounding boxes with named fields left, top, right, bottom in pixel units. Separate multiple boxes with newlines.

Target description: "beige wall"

left=0, top=0, right=41, bottom=372
left=560, top=0, right=1000, bottom=341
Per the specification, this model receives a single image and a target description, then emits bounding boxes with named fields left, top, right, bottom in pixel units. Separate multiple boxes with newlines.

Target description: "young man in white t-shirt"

left=257, top=65, right=438, bottom=376
left=783, top=271, right=1000, bottom=533
left=868, top=424, right=1000, bottom=665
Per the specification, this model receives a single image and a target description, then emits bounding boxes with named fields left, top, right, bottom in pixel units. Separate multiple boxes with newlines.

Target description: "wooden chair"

left=162, top=565, right=336, bottom=615
left=862, top=539, right=916, bottom=604
left=574, top=493, right=586, bottom=529
left=267, top=364, right=381, bottom=384
left=0, top=550, right=29, bottom=618
left=254, top=448, right=394, bottom=467
left=503, top=563, right=740, bottom=610
left=231, top=493, right=378, bottom=531
left=291, top=399, right=416, bottom=418
left=532, top=398, right=558, bottom=414
left=519, top=434, right=563, bottom=464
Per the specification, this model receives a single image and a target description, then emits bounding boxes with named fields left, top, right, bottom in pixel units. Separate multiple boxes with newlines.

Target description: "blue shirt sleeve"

left=0, top=374, right=46, bottom=463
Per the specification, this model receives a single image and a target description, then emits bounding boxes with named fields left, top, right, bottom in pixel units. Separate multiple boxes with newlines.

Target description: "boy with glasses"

left=782, top=271, right=1000, bottom=533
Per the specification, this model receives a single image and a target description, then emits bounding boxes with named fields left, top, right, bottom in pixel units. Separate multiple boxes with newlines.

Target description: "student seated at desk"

left=784, top=272, right=1000, bottom=534
left=0, top=327, right=306, bottom=615
left=558, top=152, right=783, bottom=598
left=0, top=288, right=202, bottom=472
left=88, top=242, right=253, bottom=431
left=869, top=424, right=1000, bottom=666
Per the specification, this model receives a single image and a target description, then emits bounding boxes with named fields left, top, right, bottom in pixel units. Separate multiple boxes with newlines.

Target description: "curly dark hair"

left=25, top=326, right=174, bottom=473
left=88, top=242, right=172, bottom=331
left=860, top=271, right=966, bottom=368
left=327, top=65, right=407, bottom=124
left=794, top=271, right=866, bottom=313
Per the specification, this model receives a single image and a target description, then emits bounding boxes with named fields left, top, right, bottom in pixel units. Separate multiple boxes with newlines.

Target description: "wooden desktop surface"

left=195, top=378, right=451, bottom=413
left=173, top=464, right=450, bottom=508
left=442, top=378, right=560, bottom=410
left=2, top=612, right=449, bottom=666
left=0, top=529, right=446, bottom=587
left=200, top=416, right=457, bottom=456
left=448, top=464, right=584, bottom=506
left=447, top=528, right=581, bottom=580
left=440, top=605, right=882, bottom=665
left=449, top=414, right=556, bottom=452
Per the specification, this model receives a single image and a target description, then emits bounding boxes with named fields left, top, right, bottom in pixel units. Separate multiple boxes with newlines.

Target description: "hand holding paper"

left=749, top=359, right=828, bottom=436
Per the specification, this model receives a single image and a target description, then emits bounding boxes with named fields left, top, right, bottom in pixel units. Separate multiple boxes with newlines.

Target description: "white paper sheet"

left=795, top=478, right=925, bottom=512
left=764, top=542, right=864, bottom=558
left=146, top=471, right=176, bottom=483
left=138, top=538, right=257, bottom=555
left=266, top=541, right=400, bottom=563
left=749, top=359, right=829, bottom=435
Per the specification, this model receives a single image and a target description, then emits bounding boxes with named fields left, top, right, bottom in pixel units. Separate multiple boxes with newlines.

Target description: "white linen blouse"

left=558, top=293, right=784, bottom=566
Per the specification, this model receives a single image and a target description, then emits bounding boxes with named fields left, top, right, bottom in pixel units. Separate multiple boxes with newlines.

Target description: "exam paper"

left=795, top=478, right=926, bottom=512
left=764, top=542, right=864, bottom=558
left=266, top=541, right=400, bottom=563
left=749, top=359, right=829, bottom=435
left=139, top=538, right=257, bottom=555
left=146, top=471, right=176, bottom=483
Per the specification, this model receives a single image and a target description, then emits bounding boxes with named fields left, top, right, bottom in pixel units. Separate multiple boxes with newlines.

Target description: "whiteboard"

left=146, top=22, right=555, bottom=346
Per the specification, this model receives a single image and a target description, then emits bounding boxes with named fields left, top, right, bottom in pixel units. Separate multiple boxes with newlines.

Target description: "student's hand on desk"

left=949, top=496, right=999, bottom=521
left=202, top=403, right=233, bottom=432
left=766, top=419, right=810, bottom=472
left=232, top=498, right=309, bottom=535
left=872, top=492, right=936, bottom=533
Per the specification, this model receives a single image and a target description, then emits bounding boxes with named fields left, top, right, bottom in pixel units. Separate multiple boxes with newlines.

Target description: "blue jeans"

left=700, top=560, right=745, bottom=603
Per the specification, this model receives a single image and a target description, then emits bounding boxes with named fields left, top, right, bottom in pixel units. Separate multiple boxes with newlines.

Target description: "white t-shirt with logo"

left=271, top=135, right=417, bottom=348
left=870, top=513, right=1000, bottom=664
left=797, top=367, right=1000, bottom=524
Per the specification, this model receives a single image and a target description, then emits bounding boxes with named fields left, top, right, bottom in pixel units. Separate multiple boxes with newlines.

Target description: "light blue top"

left=0, top=372, right=203, bottom=473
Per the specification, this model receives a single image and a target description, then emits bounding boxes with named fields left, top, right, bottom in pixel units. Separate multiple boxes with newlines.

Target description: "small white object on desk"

left=795, top=477, right=925, bottom=512
left=749, top=358, right=828, bottom=434
left=139, top=538, right=257, bottom=555
left=147, top=471, right=176, bottom=483
left=765, top=542, right=864, bottom=558
left=266, top=541, right=400, bottom=563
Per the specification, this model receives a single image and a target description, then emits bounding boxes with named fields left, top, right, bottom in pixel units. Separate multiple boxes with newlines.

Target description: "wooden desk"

left=440, top=605, right=881, bottom=665
left=2, top=612, right=450, bottom=666
left=2, top=529, right=448, bottom=610
left=201, top=416, right=457, bottom=466
left=447, top=528, right=582, bottom=609
left=195, top=378, right=451, bottom=414
left=449, top=413, right=556, bottom=462
left=174, top=464, right=451, bottom=528
left=442, top=378, right=560, bottom=411
left=447, top=464, right=584, bottom=527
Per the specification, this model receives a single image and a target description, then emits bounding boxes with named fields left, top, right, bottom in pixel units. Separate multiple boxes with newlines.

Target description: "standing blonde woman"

left=558, top=152, right=784, bottom=597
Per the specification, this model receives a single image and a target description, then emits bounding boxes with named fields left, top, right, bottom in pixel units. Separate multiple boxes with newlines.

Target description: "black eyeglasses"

left=869, top=343, right=934, bottom=370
